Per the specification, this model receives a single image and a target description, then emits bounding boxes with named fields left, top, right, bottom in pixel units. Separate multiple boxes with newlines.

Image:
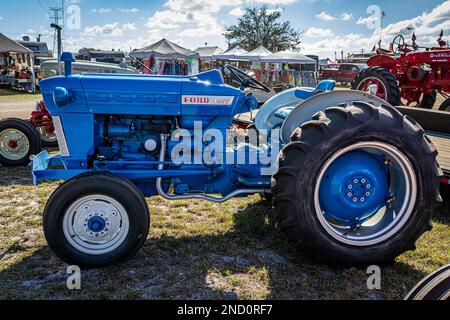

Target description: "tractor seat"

left=294, top=80, right=336, bottom=100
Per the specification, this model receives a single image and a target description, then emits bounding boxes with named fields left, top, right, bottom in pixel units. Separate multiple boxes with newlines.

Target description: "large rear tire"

left=0, top=118, right=42, bottom=166
left=352, top=67, right=401, bottom=106
left=43, top=173, right=150, bottom=267
left=272, top=102, right=441, bottom=266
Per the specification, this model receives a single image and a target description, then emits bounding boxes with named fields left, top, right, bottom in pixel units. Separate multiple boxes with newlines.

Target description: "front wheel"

left=272, top=102, right=442, bottom=266
left=43, top=173, right=150, bottom=267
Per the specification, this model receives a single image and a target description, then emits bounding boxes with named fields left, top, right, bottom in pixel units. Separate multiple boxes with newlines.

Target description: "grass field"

left=0, top=91, right=449, bottom=300
left=0, top=166, right=449, bottom=300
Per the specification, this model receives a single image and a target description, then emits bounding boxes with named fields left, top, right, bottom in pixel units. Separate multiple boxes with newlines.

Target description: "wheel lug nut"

left=366, top=184, right=371, bottom=189
left=360, top=197, right=365, bottom=202
left=353, top=179, right=358, bottom=183
left=352, top=197, right=358, bottom=202
left=361, top=179, right=366, bottom=183
left=366, top=192, right=371, bottom=196
left=348, top=185, right=353, bottom=190
left=347, top=192, right=352, bottom=197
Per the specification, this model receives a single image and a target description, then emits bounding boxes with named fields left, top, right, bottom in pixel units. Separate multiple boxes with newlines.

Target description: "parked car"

left=320, top=63, right=368, bottom=85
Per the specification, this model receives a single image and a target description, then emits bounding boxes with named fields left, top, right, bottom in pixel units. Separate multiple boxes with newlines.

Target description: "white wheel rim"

left=63, top=194, right=130, bottom=255
left=0, top=128, right=30, bottom=160
left=314, top=141, right=417, bottom=246
left=37, top=126, right=57, bottom=143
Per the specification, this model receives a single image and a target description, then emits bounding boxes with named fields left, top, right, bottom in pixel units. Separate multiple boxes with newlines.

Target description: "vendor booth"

left=0, top=33, right=36, bottom=93
left=212, top=45, right=250, bottom=69
left=195, top=46, right=223, bottom=72
left=130, top=39, right=199, bottom=75
left=259, top=51, right=318, bottom=88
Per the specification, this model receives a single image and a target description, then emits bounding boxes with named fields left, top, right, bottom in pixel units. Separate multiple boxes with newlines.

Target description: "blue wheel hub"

left=87, top=216, right=106, bottom=233
left=319, top=150, right=389, bottom=225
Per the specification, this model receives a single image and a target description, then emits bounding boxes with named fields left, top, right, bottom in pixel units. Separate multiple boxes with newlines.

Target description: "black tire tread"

left=272, top=101, right=442, bottom=266
left=352, top=67, right=401, bottom=105
left=43, top=172, right=150, bottom=267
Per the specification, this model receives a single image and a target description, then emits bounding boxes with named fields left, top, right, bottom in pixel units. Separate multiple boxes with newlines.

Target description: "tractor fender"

left=280, top=90, right=390, bottom=143
left=367, top=54, right=397, bottom=70
left=255, top=88, right=304, bottom=132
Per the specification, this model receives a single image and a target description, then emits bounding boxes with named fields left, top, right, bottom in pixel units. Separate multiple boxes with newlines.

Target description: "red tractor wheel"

left=352, top=67, right=401, bottom=105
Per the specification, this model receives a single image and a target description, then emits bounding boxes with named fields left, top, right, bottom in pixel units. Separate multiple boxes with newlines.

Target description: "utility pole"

left=51, top=23, right=62, bottom=75
left=49, top=5, right=64, bottom=56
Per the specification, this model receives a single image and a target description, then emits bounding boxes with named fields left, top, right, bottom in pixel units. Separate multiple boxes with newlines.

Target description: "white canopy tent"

left=259, top=51, right=317, bottom=64
left=194, top=46, right=223, bottom=62
left=212, top=45, right=249, bottom=61
left=243, top=45, right=272, bottom=61
left=130, top=39, right=199, bottom=59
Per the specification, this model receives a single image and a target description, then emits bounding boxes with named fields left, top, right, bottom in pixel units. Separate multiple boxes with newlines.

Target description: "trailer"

left=394, top=107, right=450, bottom=183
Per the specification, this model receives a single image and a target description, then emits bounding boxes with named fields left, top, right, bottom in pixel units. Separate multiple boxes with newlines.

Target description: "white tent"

left=0, top=33, right=33, bottom=54
left=212, top=45, right=249, bottom=61
left=243, top=45, right=272, bottom=61
left=130, top=39, right=199, bottom=59
left=259, top=51, right=316, bottom=64
left=194, top=46, right=223, bottom=62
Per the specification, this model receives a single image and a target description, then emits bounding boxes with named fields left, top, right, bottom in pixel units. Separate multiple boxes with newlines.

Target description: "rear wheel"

left=272, top=102, right=441, bottom=266
left=352, top=67, right=401, bottom=106
left=43, top=173, right=150, bottom=267
left=0, top=118, right=41, bottom=166
left=439, top=98, right=450, bottom=112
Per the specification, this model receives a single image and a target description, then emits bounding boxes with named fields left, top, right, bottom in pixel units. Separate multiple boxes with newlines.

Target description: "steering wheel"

left=224, top=65, right=271, bottom=93
left=392, top=35, right=406, bottom=55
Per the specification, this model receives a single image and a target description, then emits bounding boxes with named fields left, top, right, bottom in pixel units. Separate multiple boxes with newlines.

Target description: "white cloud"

left=340, top=12, right=353, bottom=21
left=165, top=0, right=296, bottom=14
left=119, top=8, right=140, bottom=13
left=304, top=27, right=334, bottom=37
left=92, top=8, right=112, bottom=14
left=84, top=22, right=138, bottom=37
left=316, top=11, right=335, bottom=21
left=145, top=10, right=189, bottom=30
left=304, top=1, right=450, bottom=59
left=229, top=7, right=244, bottom=17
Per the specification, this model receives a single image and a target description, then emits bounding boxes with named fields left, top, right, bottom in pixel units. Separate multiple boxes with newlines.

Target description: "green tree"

left=224, top=5, right=302, bottom=52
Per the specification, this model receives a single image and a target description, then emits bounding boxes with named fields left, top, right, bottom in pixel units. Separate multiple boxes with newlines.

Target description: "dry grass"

left=0, top=166, right=448, bottom=300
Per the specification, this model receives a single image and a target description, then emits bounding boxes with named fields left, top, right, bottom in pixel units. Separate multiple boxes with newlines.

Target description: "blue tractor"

left=33, top=53, right=441, bottom=267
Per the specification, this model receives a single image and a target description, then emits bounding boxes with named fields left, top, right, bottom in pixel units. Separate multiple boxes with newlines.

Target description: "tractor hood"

left=40, top=69, right=243, bottom=117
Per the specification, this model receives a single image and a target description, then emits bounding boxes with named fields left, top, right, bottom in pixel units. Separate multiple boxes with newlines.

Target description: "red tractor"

left=352, top=31, right=450, bottom=110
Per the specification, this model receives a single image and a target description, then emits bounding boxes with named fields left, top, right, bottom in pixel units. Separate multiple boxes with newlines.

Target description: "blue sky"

left=0, top=0, right=449, bottom=58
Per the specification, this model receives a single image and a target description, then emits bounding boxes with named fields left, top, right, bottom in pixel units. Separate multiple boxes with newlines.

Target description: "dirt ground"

left=0, top=89, right=449, bottom=300
left=0, top=89, right=41, bottom=120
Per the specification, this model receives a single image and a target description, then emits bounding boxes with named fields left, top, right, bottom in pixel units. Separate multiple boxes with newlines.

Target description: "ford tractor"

left=32, top=53, right=441, bottom=267
left=352, top=31, right=450, bottom=110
